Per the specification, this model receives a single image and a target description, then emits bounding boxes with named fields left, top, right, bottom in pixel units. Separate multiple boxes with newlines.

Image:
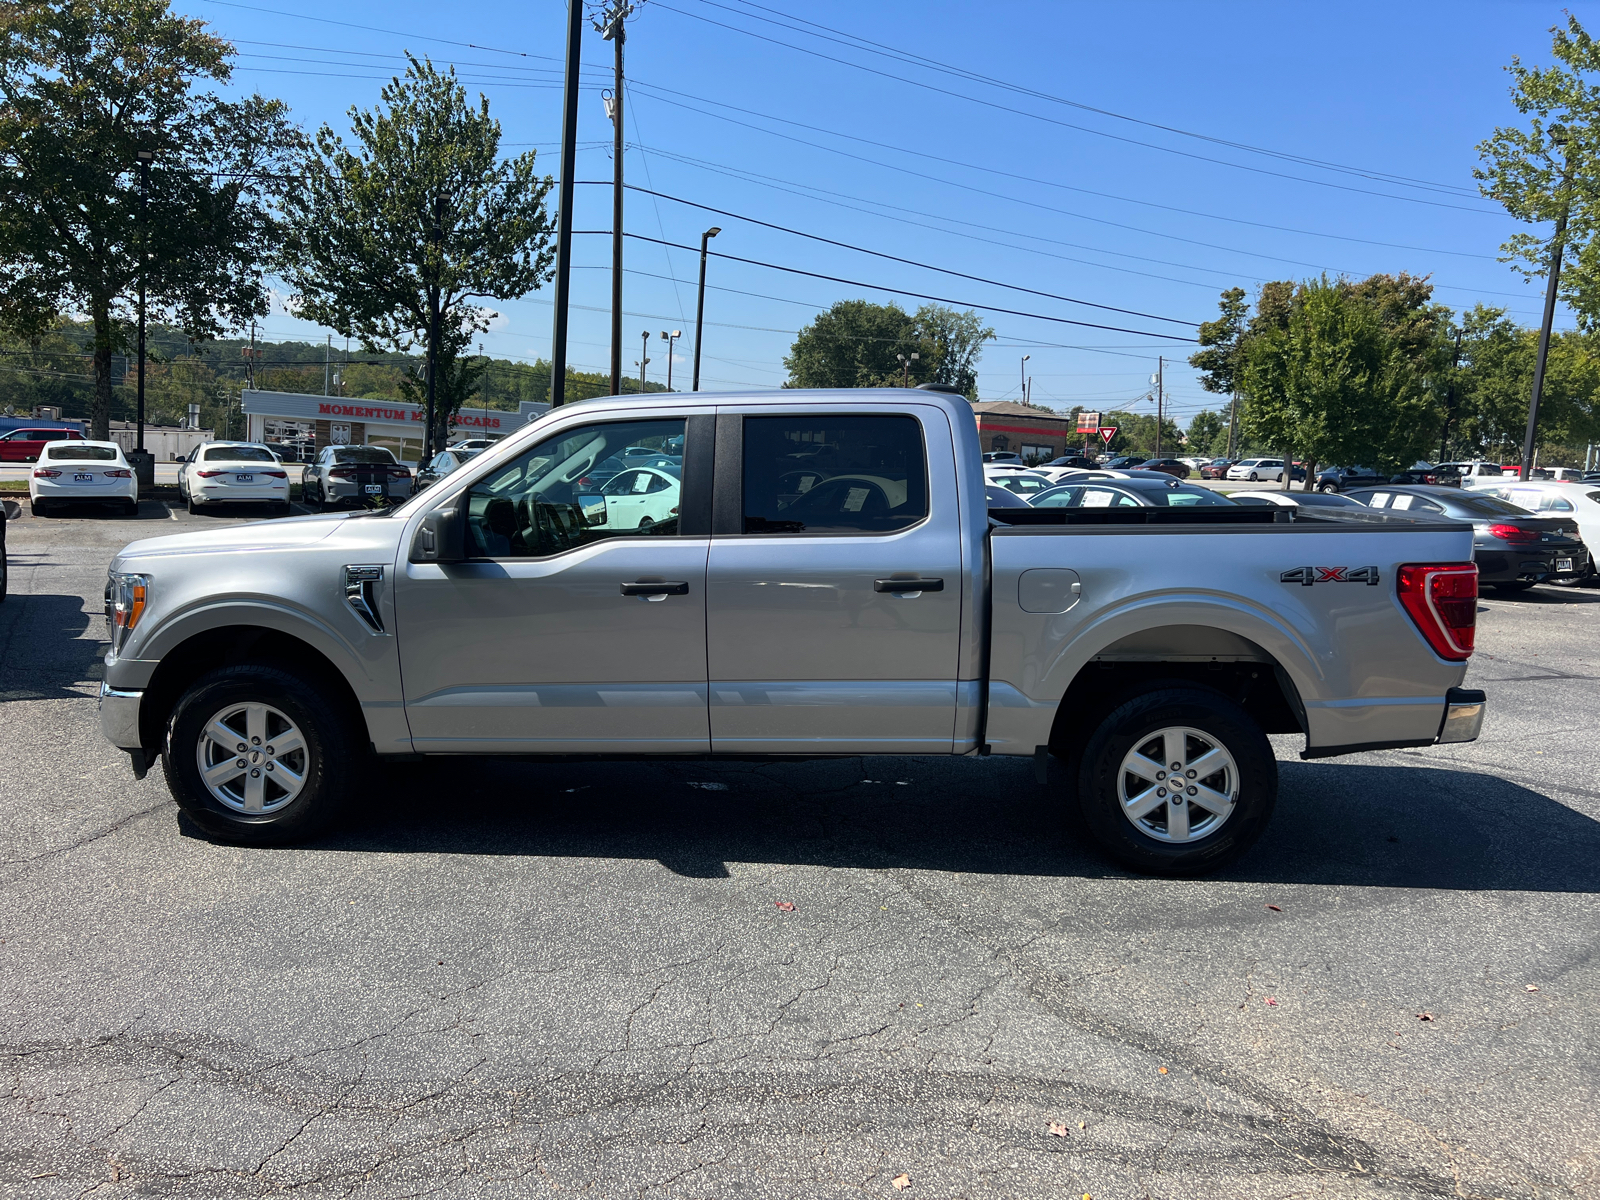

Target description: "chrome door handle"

left=620, top=581, right=690, bottom=597
left=874, top=577, right=944, bottom=593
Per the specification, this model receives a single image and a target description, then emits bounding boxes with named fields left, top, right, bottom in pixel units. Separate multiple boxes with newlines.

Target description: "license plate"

left=235, top=473, right=253, bottom=483
left=364, top=484, right=384, bottom=494
left=1557, top=557, right=1574, bottom=572
left=74, top=473, right=94, bottom=482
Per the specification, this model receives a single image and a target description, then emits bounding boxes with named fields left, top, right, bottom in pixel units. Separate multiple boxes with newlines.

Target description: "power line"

left=572, top=230, right=1197, bottom=341
left=711, top=0, right=1480, bottom=198
left=650, top=0, right=1500, bottom=214
left=587, top=181, right=1199, bottom=326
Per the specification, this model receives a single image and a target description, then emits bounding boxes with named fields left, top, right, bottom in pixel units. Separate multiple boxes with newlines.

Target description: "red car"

left=1199, top=458, right=1235, bottom=479
left=0, top=427, right=84, bottom=463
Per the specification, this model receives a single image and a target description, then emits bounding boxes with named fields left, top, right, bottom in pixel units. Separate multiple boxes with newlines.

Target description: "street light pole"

left=1020, top=354, right=1030, bottom=404
left=135, top=149, right=152, bottom=454
left=692, top=226, right=720, bottom=391
left=546, top=0, right=583, bottom=407
left=638, top=329, right=650, bottom=392
left=660, top=330, right=681, bottom=390
left=897, top=351, right=919, bottom=387
left=1522, top=128, right=1574, bottom=482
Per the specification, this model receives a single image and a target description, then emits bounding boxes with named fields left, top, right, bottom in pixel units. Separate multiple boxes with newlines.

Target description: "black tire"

left=124, top=499, right=138, bottom=516
left=277, top=500, right=292, bottom=516
left=187, top=493, right=202, bottom=515
left=30, top=499, right=49, bottom=517
left=1075, top=685, right=1277, bottom=876
left=1318, top=482, right=1336, bottom=493
left=163, top=663, right=358, bottom=844
left=0, top=542, right=7, bottom=604
left=1248, top=472, right=1259, bottom=482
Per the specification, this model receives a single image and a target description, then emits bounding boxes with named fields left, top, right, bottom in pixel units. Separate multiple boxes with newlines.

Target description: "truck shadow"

left=0, top=592, right=103, bottom=700
left=305, top=754, right=1600, bottom=894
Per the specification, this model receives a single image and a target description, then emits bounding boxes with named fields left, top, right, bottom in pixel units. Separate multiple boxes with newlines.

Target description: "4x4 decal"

left=1280, top=565, right=1380, bottom=587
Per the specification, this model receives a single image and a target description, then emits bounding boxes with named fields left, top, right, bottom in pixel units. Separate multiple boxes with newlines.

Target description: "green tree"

left=1184, top=410, right=1227, bottom=458
left=1188, top=287, right=1248, bottom=454
left=281, top=54, right=556, bottom=459
left=912, top=303, right=994, bottom=399
left=1476, top=14, right=1600, bottom=326
left=1241, top=277, right=1437, bottom=482
left=0, top=0, right=302, bottom=437
left=784, top=300, right=923, bottom=389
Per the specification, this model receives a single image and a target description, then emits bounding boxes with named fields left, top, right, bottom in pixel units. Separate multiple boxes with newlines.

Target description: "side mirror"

left=577, top=494, right=608, bottom=526
left=410, top=501, right=467, bottom=563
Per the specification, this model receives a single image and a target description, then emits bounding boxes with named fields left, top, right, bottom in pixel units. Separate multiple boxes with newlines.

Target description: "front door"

left=705, top=407, right=965, bottom=754
left=396, top=414, right=711, bottom=754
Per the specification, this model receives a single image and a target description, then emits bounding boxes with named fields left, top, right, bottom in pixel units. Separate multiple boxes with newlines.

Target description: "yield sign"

left=1098, top=426, right=1118, bottom=444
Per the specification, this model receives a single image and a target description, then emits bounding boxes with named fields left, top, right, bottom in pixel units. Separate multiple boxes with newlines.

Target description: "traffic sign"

left=1099, top=426, right=1117, bottom=444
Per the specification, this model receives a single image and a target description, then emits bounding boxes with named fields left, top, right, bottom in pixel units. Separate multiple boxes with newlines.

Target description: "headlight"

left=106, top=572, right=151, bottom=655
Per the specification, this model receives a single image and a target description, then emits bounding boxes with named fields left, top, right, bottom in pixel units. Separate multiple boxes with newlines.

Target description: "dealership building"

left=241, top=389, right=549, bottom=464
left=969, top=401, right=1088, bottom=462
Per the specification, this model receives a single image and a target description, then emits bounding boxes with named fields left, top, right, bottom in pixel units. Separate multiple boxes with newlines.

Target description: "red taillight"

left=105, top=468, right=132, bottom=478
left=1397, top=563, right=1478, bottom=661
left=329, top=466, right=356, bottom=478
left=1487, top=523, right=1539, bottom=544
left=196, top=469, right=226, bottom=478
left=389, top=467, right=410, bottom=478
left=262, top=470, right=287, bottom=478
left=33, top=468, right=60, bottom=478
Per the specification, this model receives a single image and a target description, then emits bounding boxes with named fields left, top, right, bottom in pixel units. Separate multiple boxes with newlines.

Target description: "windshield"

left=333, top=447, right=396, bottom=464
left=46, top=443, right=118, bottom=461
left=204, top=445, right=276, bottom=462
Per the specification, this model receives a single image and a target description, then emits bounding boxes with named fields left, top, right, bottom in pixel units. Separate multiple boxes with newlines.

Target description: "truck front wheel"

left=162, top=664, right=357, bottom=844
left=1075, top=686, right=1276, bottom=875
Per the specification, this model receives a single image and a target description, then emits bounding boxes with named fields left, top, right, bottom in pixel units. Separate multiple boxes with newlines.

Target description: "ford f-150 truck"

left=98, top=389, right=1486, bottom=874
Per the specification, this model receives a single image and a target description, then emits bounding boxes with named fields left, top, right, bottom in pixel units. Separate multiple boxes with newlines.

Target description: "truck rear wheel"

left=162, top=664, right=356, bottom=845
left=1075, top=685, right=1276, bottom=875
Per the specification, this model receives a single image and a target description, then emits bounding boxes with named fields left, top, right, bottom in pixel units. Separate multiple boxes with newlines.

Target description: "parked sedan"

left=303, top=445, right=414, bottom=510
left=1389, top=464, right=1462, bottom=487
left=29, top=440, right=138, bottom=515
left=0, top=426, right=84, bottom=462
left=985, top=484, right=1031, bottom=508
left=1103, top=455, right=1146, bottom=469
left=1472, top=480, right=1600, bottom=574
left=1199, top=458, right=1236, bottom=480
left=414, top=447, right=483, bottom=491
left=178, top=442, right=291, bottom=514
left=1230, top=490, right=1364, bottom=509
left=984, top=469, right=1058, bottom=500
left=582, top=464, right=681, bottom=531
left=1031, top=477, right=1238, bottom=509
left=1044, top=454, right=1099, bottom=470
left=1141, top=457, right=1192, bottom=479
left=1345, top=484, right=1589, bottom=590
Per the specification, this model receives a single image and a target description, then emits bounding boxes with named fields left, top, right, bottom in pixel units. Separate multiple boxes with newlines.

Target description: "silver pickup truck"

left=99, top=389, right=1486, bottom=874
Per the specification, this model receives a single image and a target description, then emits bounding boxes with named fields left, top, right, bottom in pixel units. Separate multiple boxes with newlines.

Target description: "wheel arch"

left=139, top=625, right=365, bottom=752
left=1044, top=623, right=1308, bottom=763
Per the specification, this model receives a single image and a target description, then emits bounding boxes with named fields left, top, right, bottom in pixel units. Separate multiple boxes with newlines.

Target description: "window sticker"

left=843, top=486, right=870, bottom=512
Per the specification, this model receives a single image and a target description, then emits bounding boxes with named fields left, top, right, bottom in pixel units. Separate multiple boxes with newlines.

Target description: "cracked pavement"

left=1, top=505, right=1597, bottom=1198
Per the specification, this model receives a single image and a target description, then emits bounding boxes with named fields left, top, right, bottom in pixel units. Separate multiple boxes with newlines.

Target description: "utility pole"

left=660, top=329, right=681, bottom=390
left=246, top=319, right=256, bottom=390
left=597, top=2, right=634, bottom=396
left=692, top=226, right=720, bottom=390
left=480, top=340, right=489, bottom=433
left=1154, top=356, right=1164, bottom=458
left=135, top=149, right=152, bottom=455
left=637, top=329, right=650, bottom=392
left=323, top=334, right=331, bottom=396
left=1020, top=354, right=1030, bottom=404
left=1440, top=329, right=1462, bottom=463
left=423, top=201, right=442, bottom=463
left=1226, top=389, right=1238, bottom=461
left=1522, top=126, right=1573, bottom=482
left=547, top=0, right=584, bottom=407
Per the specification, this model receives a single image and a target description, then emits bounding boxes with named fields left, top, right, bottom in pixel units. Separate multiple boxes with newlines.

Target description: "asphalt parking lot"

left=2, top=500, right=1597, bottom=1199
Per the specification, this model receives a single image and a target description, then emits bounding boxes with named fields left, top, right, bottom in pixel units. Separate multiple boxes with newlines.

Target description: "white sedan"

left=178, top=442, right=291, bottom=514
left=29, top=440, right=138, bottom=516
left=587, top=465, right=681, bottom=531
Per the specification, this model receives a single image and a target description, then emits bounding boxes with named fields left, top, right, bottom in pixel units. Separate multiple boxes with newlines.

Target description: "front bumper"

left=99, top=681, right=144, bottom=751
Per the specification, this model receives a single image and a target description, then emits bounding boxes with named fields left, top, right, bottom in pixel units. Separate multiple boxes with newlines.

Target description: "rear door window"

left=741, top=414, right=928, bottom=534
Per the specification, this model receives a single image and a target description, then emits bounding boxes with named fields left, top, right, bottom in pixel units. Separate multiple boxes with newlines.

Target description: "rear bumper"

left=1301, top=687, right=1486, bottom=758
left=99, top=681, right=144, bottom=750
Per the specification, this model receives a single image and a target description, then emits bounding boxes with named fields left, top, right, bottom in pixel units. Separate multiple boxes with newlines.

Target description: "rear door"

left=705, top=405, right=964, bottom=754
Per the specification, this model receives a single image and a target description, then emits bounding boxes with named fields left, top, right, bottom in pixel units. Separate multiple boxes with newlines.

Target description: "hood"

left=115, top=512, right=353, bottom=561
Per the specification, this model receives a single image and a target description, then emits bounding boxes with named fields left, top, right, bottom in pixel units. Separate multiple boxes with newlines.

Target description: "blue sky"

left=186, top=0, right=1590, bottom=424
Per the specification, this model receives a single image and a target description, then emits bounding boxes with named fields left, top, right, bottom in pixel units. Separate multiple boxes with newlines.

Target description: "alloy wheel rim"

left=1117, top=726, right=1238, bottom=843
left=195, top=702, right=309, bottom=814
